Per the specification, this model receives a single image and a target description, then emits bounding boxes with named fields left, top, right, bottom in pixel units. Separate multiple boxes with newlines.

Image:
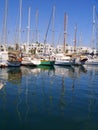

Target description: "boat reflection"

left=0, top=65, right=90, bottom=89
left=7, top=67, right=22, bottom=84
left=0, top=65, right=97, bottom=129
left=54, top=65, right=87, bottom=78
left=84, top=65, right=98, bottom=72
left=21, top=65, right=55, bottom=76
left=0, top=80, right=5, bottom=90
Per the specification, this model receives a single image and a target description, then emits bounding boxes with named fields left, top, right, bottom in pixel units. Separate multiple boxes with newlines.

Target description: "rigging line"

left=44, top=8, right=53, bottom=45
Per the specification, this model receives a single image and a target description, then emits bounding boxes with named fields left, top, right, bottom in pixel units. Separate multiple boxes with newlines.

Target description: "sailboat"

left=31, top=54, right=55, bottom=66
left=71, top=24, right=88, bottom=66
left=19, top=4, right=35, bottom=66
left=55, top=53, right=74, bottom=66
left=55, top=13, right=74, bottom=66
left=32, top=6, right=55, bottom=67
left=22, top=6, right=31, bottom=65
left=7, top=51, right=22, bottom=67
left=84, top=5, right=98, bottom=66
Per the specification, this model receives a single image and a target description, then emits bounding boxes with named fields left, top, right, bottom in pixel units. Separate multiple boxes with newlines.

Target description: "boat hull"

left=21, top=57, right=37, bottom=66
left=21, top=61, right=35, bottom=66
left=7, top=61, right=21, bottom=67
left=85, top=56, right=98, bottom=65
left=40, top=60, right=55, bottom=66
left=55, top=60, right=73, bottom=66
left=31, top=58, right=55, bottom=66
left=85, top=61, right=98, bottom=65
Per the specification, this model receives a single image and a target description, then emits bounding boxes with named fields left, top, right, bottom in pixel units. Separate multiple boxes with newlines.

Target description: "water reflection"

left=0, top=80, right=5, bottom=90
left=0, top=65, right=98, bottom=129
left=54, top=65, right=87, bottom=78
left=21, top=65, right=55, bottom=76
left=7, top=67, right=22, bottom=84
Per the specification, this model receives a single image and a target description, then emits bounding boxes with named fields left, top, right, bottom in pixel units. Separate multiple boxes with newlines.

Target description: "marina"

left=0, top=0, right=98, bottom=129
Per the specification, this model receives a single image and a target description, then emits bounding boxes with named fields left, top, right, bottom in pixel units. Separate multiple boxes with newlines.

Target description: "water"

left=0, top=65, right=98, bottom=130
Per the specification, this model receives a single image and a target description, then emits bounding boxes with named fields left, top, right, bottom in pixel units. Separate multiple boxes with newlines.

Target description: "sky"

left=0, top=0, right=98, bottom=48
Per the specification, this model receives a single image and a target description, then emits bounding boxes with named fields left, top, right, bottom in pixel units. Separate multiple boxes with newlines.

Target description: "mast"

left=92, top=5, right=95, bottom=50
left=43, top=8, right=52, bottom=54
left=95, top=7, right=98, bottom=53
left=52, top=6, right=55, bottom=47
left=79, top=32, right=82, bottom=47
left=26, top=7, right=31, bottom=54
left=2, top=0, right=8, bottom=47
left=35, top=9, right=38, bottom=43
left=74, top=24, right=77, bottom=52
left=18, top=0, right=22, bottom=48
left=63, top=13, right=68, bottom=53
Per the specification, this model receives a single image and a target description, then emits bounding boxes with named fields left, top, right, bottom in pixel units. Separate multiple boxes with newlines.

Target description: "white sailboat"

left=55, top=53, right=74, bottom=66
left=84, top=5, right=98, bottom=66
left=31, top=6, right=55, bottom=67
left=21, top=54, right=37, bottom=66
left=55, top=13, right=74, bottom=66
left=20, top=6, right=35, bottom=66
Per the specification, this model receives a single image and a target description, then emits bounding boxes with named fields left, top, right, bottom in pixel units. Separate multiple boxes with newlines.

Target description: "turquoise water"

left=0, top=65, right=98, bottom=130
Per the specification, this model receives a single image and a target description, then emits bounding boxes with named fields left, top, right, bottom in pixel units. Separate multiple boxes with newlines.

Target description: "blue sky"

left=0, top=0, right=98, bottom=47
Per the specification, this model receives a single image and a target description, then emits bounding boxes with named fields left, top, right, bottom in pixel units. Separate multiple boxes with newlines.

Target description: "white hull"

left=21, top=60, right=34, bottom=66
left=21, top=57, right=36, bottom=66
left=0, top=51, right=8, bottom=67
left=55, top=60, right=73, bottom=66
left=85, top=55, right=98, bottom=65
left=31, top=58, right=41, bottom=66
left=55, top=53, right=74, bottom=66
left=85, top=61, right=98, bottom=65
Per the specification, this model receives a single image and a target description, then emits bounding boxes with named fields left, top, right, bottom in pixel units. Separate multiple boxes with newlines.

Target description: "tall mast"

left=43, top=8, right=52, bottom=54
left=63, top=13, right=68, bottom=53
left=18, top=0, right=22, bottom=47
left=26, top=7, right=31, bottom=53
left=92, top=5, right=95, bottom=50
left=2, top=0, right=8, bottom=46
left=35, top=9, right=38, bottom=43
left=52, top=5, right=55, bottom=47
left=95, top=7, right=98, bottom=52
left=74, top=24, right=77, bottom=52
